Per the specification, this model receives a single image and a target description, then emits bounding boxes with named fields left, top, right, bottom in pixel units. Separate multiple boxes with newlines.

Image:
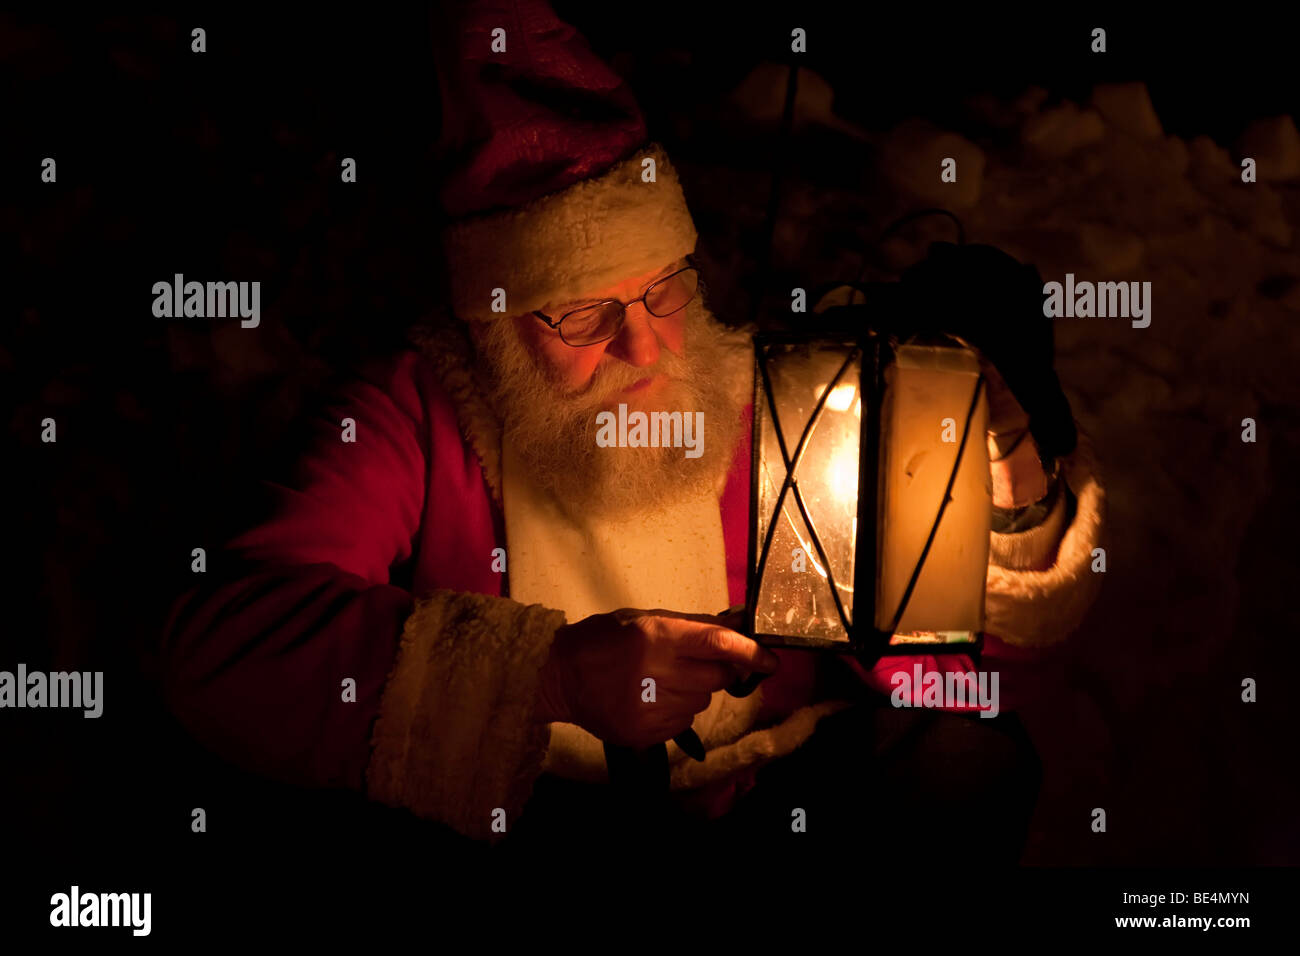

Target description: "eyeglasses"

left=533, top=265, right=701, bottom=347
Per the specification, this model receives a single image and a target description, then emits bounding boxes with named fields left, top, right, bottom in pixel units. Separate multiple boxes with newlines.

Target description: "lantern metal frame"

left=745, top=327, right=988, bottom=669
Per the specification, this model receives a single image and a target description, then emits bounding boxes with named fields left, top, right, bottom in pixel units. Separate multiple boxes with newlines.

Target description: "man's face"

left=509, top=257, right=690, bottom=398
left=469, top=256, right=745, bottom=518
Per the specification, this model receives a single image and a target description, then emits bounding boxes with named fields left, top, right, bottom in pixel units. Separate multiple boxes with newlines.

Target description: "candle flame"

left=819, top=383, right=857, bottom=413
left=829, top=444, right=858, bottom=501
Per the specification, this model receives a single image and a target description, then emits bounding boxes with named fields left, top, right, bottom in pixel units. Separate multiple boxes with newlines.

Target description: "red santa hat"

left=433, top=0, right=699, bottom=323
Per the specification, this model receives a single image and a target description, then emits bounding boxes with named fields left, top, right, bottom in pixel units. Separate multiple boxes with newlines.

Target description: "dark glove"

left=896, top=242, right=1077, bottom=462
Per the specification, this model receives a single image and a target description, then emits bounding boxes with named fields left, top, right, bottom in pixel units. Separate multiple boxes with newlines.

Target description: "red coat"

left=162, top=347, right=1104, bottom=831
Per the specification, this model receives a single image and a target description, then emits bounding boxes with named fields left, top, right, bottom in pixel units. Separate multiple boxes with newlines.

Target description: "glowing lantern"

left=746, top=330, right=991, bottom=667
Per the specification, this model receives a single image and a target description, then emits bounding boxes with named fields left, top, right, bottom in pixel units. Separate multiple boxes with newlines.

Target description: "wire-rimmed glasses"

left=533, top=265, right=701, bottom=347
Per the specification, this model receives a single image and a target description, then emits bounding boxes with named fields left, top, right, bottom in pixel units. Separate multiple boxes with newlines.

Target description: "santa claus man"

left=162, top=0, right=1104, bottom=853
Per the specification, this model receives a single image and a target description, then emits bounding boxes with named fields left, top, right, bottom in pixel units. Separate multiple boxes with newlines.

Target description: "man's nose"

left=604, top=303, right=661, bottom=368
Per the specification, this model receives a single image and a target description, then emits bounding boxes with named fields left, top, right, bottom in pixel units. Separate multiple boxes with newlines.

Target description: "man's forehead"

left=569, top=257, right=685, bottom=303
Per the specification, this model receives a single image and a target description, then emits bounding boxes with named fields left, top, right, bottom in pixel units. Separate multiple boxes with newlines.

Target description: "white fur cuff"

left=365, top=590, right=566, bottom=841
left=988, top=478, right=1070, bottom=570
left=442, top=143, right=699, bottom=322
left=985, top=429, right=1106, bottom=647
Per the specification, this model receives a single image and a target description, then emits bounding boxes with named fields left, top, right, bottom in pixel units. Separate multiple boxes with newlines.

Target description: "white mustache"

left=579, top=354, right=690, bottom=406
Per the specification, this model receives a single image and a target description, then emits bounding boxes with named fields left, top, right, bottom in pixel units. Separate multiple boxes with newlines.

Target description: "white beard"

left=474, top=298, right=749, bottom=521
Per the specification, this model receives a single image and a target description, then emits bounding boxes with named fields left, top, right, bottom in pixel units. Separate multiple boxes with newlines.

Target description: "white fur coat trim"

left=985, top=429, right=1106, bottom=647
left=365, top=589, right=565, bottom=842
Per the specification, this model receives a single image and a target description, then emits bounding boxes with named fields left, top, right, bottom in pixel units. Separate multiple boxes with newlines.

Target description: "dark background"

left=4, top=3, right=1299, bottom=929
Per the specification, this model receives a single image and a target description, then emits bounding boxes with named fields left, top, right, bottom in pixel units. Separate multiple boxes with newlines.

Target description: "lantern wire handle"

left=754, top=344, right=859, bottom=641
left=884, top=373, right=987, bottom=637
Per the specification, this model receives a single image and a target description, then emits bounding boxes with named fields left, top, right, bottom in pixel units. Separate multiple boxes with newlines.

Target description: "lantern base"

left=747, top=629, right=985, bottom=670
left=852, top=629, right=985, bottom=670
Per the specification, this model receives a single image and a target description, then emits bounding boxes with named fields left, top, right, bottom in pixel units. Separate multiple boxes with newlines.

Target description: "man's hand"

left=898, top=241, right=1078, bottom=464
left=536, top=609, right=780, bottom=749
left=981, top=358, right=1050, bottom=509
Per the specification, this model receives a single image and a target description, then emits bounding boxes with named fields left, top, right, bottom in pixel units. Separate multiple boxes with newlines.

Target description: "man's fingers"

left=655, top=689, right=714, bottom=720
left=627, top=610, right=778, bottom=673
left=677, top=624, right=779, bottom=672
left=978, top=354, right=1029, bottom=433
left=715, top=606, right=746, bottom=634
left=641, top=608, right=726, bottom=627
left=669, top=660, right=738, bottom=693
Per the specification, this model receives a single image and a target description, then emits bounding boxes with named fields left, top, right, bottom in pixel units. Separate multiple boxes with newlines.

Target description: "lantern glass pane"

left=754, top=342, right=861, bottom=644
left=877, top=343, right=990, bottom=641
